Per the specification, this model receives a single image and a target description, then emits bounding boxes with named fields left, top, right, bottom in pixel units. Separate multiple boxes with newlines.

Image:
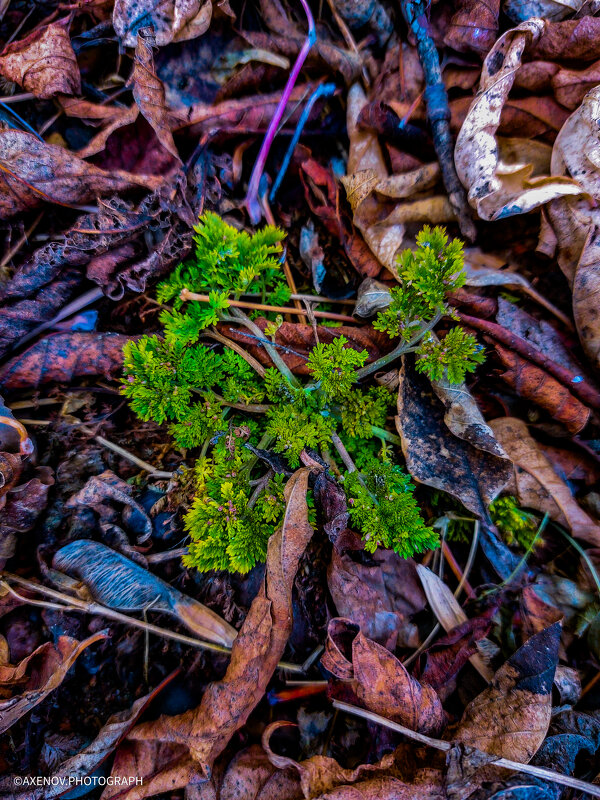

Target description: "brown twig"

left=179, top=289, right=356, bottom=323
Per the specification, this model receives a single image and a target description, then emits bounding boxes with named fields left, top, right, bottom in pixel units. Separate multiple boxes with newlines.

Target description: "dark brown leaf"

left=0, top=468, right=54, bottom=569
left=0, top=129, right=161, bottom=220
left=396, top=359, right=511, bottom=523
left=131, top=27, right=179, bottom=159
left=531, top=16, right=600, bottom=62
left=0, top=332, right=133, bottom=391
left=0, top=21, right=80, bottom=99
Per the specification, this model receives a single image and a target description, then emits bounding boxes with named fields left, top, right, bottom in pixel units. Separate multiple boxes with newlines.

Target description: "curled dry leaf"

left=113, top=0, right=213, bottom=47
left=455, top=19, right=582, bottom=221
left=490, top=416, right=600, bottom=546
left=531, top=14, right=600, bottom=61
left=263, top=722, right=444, bottom=800
left=0, top=632, right=106, bottom=734
left=494, top=344, right=591, bottom=434
left=444, top=0, right=501, bottom=56
left=321, top=618, right=446, bottom=735
left=0, top=332, right=133, bottom=391
left=131, top=27, right=179, bottom=159
left=455, top=622, right=561, bottom=762
left=0, top=129, right=161, bottom=220
left=0, top=21, right=80, bottom=99
left=53, top=540, right=237, bottom=647
left=109, top=469, right=314, bottom=796
left=342, top=84, right=454, bottom=270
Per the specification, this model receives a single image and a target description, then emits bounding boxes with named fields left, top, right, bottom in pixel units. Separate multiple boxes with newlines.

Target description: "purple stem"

left=245, top=0, right=316, bottom=225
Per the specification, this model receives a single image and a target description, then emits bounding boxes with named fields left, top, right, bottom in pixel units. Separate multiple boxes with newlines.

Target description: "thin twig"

left=202, top=329, right=266, bottom=378
left=333, top=700, right=600, bottom=798
left=180, top=289, right=356, bottom=324
left=0, top=574, right=304, bottom=673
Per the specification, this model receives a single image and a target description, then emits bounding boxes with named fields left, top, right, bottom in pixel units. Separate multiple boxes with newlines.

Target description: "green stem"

left=370, top=425, right=402, bottom=445
left=355, top=311, right=442, bottom=381
left=228, top=307, right=301, bottom=388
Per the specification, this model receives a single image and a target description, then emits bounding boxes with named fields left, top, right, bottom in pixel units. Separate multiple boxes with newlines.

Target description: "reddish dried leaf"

left=113, top=0, right=212, bottom=47
left=0, top=332, right=132, bottom=391
left=532, top=16, right=600, bottom=62
left=322, top=620, right=446, bottom=736
left=444, top=0, right=501, bottom=56
left=221, top=319, right=392, bottom=376
left=0, top=633, right=106, bottom=734
left=552, top=60, right=600, bottom=110
left=495, top=344, right=591, bottom=434
left=0, top=130, right=160, bottom=220
left=0, top=21, right=80, bottom=99
left=456, top=623, right=561, bottom=762
left=327, top=548, right=425, bottom=650
left=131, top=27, right=179, bottom=159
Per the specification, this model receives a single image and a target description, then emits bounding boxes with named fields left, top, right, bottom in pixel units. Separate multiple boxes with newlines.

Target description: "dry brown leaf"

left=108, top=469, right=314, bottom=796
left=263, top=724, right=444, bottom=800
left=113, top=0, right=213, bottom=47
left=490, top=417, right=600, bottom=546
left=444, top=0, right=501, bottom=56
left=0, top=632, right=106, bottom=734
left=531, top=14, right=600, bottom=61
left=0, top=21, right=80, bottom=99
left=342, top=84, right=454, bottom=270
left=455, top=622, right=561, bottom=762
left=321, top=619, right=445, bottom=735
left=0, top=129, right=161, bottom=220
left=60, top=98, right=140, bottom=158
left=131, top=27, right=179, bottom=159
left=455, top=19, right=582, bottom=221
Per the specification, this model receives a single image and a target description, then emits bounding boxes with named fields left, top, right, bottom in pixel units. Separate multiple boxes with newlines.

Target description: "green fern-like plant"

left=367, top=226, right=485, bottom=383
left=121, top=217, right=484, bottom=572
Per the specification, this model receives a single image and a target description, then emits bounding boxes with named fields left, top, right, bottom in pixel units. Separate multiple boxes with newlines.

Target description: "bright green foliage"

left=121, top=335, right=263, bottom=448
left=307, top=336, right=367, bottom=397
left=415, top=329, right=485, bottom=384
left=121, top=220, right=464, bottom=573
left=157, top=212, right=289, bottom=344
left=183, top=432, right=286, bottom=573
left=344, top=459, right=439, bottom=557
left=490, top=496, right=540, bottom=550
left=373, top=226, right=484, bottom=384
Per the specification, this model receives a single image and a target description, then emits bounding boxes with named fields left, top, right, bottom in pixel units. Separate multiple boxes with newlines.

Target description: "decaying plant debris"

left=4, top=1, right=600, bottom=798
